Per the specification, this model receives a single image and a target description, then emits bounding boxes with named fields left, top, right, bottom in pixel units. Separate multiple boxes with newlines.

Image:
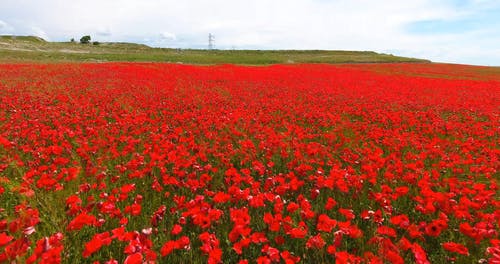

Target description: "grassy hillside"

left=0, top=35, right=430, bottom=64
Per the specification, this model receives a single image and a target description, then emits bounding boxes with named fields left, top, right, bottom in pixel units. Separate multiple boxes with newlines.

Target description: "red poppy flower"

left=0, top=233, right=13, bottom=247
left=442, top=242, right=469, bottom=256
left=377, top=226, right=397, bottom=238
left=306, top=234, right=326, bottom=249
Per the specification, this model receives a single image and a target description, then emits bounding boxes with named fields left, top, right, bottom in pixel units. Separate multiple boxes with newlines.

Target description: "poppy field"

left=0, top=62, right=499, bottom=263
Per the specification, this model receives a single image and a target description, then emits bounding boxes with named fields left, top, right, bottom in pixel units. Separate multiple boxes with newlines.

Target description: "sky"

left=1, top=0, right=499, bottom=66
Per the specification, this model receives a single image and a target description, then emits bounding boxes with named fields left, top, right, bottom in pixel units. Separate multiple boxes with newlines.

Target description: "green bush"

left=80, top=35, right=91, bottom=44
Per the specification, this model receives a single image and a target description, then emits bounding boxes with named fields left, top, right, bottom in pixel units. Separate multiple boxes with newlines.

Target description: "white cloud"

left=0, top=0, right=498, bottom=65
left=159, top=32, right=176, bottom=41
left=30, top=26, right=49, bottom=40
left=96, top=27, right=112, bottom=37
left=0, top=20, right=15, bottom=33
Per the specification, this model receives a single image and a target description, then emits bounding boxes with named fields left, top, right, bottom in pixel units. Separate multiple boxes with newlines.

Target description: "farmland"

left=0, top=62, right=499, bottom=263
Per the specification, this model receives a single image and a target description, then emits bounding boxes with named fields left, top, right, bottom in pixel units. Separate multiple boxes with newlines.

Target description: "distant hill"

left=0, top=35, right=47, bottom=42
left=0, top=35, right=431, bottom=64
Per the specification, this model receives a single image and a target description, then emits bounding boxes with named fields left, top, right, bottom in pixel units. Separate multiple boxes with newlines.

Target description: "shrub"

left=80, top=35, right=91, bottom=44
